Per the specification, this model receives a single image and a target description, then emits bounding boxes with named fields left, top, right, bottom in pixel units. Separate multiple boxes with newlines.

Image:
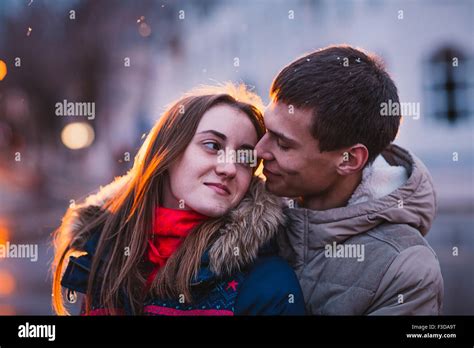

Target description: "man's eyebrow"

left=267, top=129, right=299, bottom=146
left=197, top=130, right=227, bottom=140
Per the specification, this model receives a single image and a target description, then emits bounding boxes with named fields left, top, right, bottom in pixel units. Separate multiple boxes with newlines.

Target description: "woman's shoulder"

left=60, top=225, right=104, bottom=294
left=234, top=255, right=306, bottom=315
left=247, top=255, right=298, bottom=282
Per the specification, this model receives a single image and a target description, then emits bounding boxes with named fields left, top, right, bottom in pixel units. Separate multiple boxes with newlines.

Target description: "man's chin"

left=264, top=179, right=288, bottom=197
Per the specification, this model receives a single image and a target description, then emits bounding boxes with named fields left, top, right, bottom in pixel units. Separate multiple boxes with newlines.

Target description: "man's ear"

left=335, top=144, right=369, bottom=176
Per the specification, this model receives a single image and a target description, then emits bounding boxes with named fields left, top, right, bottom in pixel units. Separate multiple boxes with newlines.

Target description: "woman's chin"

left=190, top=200, right=233, bottom=218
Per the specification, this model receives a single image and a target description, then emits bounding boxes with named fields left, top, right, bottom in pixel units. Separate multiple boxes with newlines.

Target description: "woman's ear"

left=335, top=144, right=369, bottom=176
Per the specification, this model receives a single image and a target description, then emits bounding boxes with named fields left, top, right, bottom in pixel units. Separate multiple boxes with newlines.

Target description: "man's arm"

left=367, top=245, right=444, bottom=315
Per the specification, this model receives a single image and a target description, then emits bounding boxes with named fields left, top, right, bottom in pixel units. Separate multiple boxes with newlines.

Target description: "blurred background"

left=0, top=0, right=472, bottom=315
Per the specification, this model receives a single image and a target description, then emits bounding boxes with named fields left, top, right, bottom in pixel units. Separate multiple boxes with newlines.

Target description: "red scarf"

left=146, top=206, right=209, bottom=287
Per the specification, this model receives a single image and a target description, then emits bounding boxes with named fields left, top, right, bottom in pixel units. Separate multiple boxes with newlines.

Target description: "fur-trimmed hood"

left=60, top=174, right=285, bottom=276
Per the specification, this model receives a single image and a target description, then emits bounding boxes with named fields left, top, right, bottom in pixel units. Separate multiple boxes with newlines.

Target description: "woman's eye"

left=203, top=141, right=221, bottom=151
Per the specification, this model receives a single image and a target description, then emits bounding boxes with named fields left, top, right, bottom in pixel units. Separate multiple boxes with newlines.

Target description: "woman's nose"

left=215, top=161, right=237, bottom=178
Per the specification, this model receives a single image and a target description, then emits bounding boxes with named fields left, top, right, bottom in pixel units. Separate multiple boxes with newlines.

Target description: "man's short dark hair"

left=270, top=45, right=401, bottom=164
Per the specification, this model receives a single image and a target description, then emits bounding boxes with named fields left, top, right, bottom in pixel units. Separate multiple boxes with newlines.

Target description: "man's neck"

left=301, top=172, right=363, bottom=211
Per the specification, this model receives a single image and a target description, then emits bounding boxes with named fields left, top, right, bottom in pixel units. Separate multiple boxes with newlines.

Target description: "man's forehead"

left=264, top=101, right=312, bottom=126
left=264, top=101, right=317, bottom=147
left=265, top=101, right=284, bottom=113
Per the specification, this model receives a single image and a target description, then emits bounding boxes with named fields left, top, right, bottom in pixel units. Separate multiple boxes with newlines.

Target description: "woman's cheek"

left=234, top=172, right=252, bottom=203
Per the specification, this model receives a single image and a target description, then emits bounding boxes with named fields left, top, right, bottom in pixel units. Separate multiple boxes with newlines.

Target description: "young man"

left=255, top=45, right=443, bottom=315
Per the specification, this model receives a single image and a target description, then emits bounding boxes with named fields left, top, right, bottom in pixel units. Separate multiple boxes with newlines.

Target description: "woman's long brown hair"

left=52, top=84, right=265, bottom=315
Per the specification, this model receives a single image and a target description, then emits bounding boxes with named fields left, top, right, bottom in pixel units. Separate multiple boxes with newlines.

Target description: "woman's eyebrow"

left=197, top=130, right=227, bottom=141
left=197, top=130, right=254, bottom=150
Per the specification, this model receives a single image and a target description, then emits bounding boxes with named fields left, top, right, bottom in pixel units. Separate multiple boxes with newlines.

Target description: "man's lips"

left=263, top=167, right=281, bottom=177
left=204, top=183, right=231, bottom=196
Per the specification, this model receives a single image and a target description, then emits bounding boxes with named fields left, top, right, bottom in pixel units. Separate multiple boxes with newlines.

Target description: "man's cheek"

left=282, top=160, right=301, bottom=176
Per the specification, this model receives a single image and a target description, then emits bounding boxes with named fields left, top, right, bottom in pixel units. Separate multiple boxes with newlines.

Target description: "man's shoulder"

left=352, top=222, right=435, bottom=256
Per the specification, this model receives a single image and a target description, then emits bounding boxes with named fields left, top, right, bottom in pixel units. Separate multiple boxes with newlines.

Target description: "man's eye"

left=277, top=139, right=290, bottom=151
left=203, top=141, right=221, bottom=151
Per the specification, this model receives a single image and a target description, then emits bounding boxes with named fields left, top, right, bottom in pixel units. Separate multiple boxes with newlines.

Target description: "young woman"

left=52, top=84, right=305, bottom=316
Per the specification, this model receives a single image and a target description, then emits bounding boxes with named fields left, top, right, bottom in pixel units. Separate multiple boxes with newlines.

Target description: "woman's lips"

left=204, top=183, right=231, bottom=196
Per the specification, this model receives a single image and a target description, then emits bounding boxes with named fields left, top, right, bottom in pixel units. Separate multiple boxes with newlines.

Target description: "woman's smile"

left=204, top=182, right=231, bottom=196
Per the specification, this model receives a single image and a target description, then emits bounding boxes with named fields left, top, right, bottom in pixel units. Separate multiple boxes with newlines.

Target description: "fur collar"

left=348, top=154, right=408, bottom=206
left=59, top=173, right=285, bottom=277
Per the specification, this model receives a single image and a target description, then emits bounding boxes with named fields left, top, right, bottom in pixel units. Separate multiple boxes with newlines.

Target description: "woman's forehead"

left=196, top=104, right=258, bottom=144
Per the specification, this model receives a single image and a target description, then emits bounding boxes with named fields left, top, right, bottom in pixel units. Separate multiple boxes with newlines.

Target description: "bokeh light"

left=0, top=270, right=16, bottom=296
left=61, top=122, right=95, bottom=150
left=0, top=60, right=7, bottom=81
left=0, top=220, right=10, bottom=246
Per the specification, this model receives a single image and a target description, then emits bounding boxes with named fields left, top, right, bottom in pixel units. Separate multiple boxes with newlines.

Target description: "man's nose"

left=255, top=133, right=274, bottom=161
